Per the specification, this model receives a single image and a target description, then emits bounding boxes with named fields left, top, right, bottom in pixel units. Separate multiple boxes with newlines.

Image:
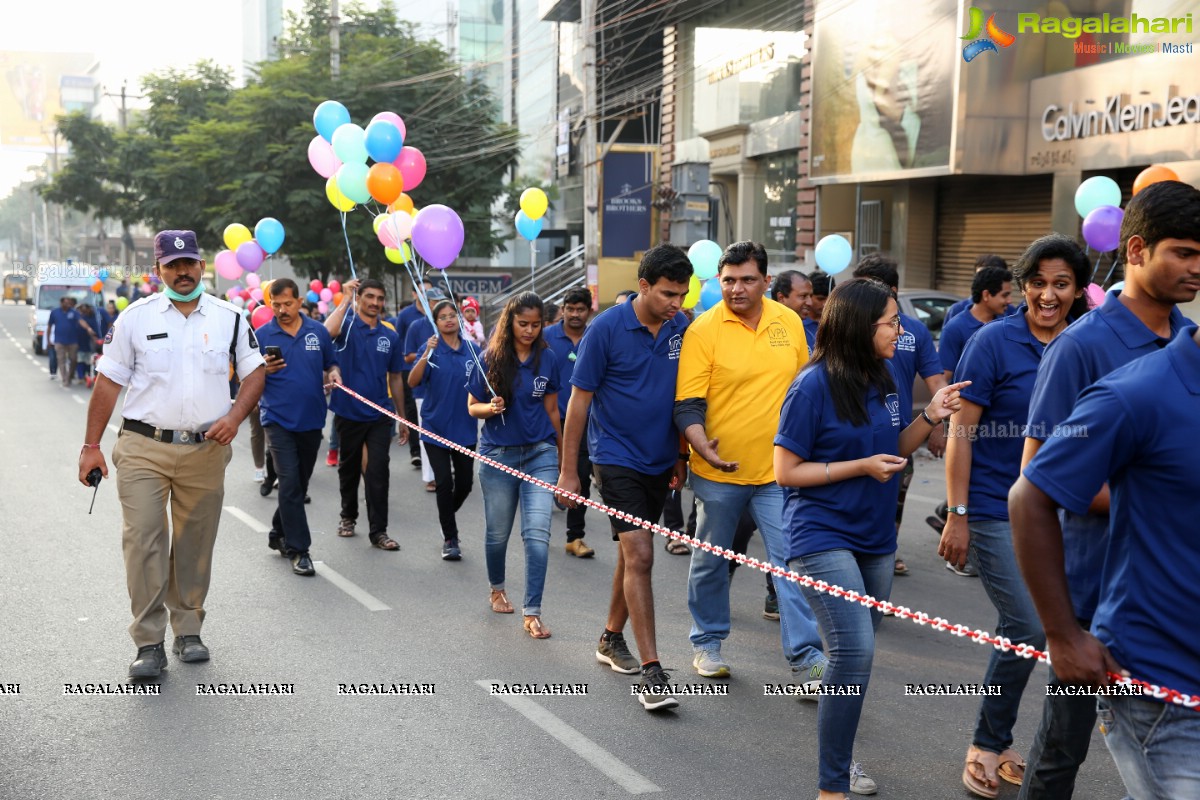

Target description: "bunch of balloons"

left=224, top=276, right=274, bottom=313
left=214, top=218, right=286, bottom=281
left=684, top=239, right=723, bottom=312
left=304, top=278, right=344, bottom=316
left=311, top=101, right=425, bottom=215
left=1075, top=176, right=1123, bottom=252
left=515, top=188, right=549, bottom=242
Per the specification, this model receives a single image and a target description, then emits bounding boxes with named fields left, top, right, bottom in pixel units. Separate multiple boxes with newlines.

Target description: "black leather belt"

left=122, top=418, right=206, bottom=444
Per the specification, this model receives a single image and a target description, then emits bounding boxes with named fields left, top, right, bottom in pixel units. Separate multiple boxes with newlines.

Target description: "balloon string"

left=440, top=268, right=497, bottom=400
left=340, top=211, right=357, bottom=280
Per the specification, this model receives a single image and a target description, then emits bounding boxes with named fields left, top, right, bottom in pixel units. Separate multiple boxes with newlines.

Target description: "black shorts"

left=593, top=463, right=674, bottom=540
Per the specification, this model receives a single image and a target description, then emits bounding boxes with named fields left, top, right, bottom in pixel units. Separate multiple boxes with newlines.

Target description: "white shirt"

left=98, top=292, right=265, bottom=431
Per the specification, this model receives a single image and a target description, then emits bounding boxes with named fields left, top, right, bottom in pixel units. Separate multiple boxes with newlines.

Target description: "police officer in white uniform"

left=78, top=230, right=266, bottom=678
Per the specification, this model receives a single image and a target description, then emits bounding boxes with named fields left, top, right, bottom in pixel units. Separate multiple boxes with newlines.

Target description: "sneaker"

left=268, top=534, right=286, bottom=556
left=326, top=449, right=338, bottom=467
left=946, top=560, right=978, bottom=577
left=411, top=456, right=422, bottom=468
left=692, top=646, right=730, bottom=678
left=795, top=660, right=826, bottom=701
left=253, top=467, right=265, bottom=483
left=638, top=664, right=679, bottom=712
left=850, top=761, right=878, bottom=795
left=595, top=632, right=639, bottom=674
left=763, top=594, right=780, bottom=620
left=565, top=539, right=595, bottom=558
left=442, top=538, right=462, bottom=561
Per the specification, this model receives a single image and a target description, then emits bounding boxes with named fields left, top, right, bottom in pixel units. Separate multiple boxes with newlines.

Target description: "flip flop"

left=894, top=557, right=909, bottom=575
left=962, top=745, right=1000, bottom=799
left=523, top=615, right=551, bottom=639
left=371, top=536, right=401, bottom=551
left=997, top=749, right=1026, bottom=785
left=490, top=589, right=514, bottom=614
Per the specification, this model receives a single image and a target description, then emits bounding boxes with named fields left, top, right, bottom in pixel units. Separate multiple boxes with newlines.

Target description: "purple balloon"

left=411, top=204, right=465, bottom=270
left=1082, top=205, right=1123, bottom=252
left=236, top=240, right=265, bottom=272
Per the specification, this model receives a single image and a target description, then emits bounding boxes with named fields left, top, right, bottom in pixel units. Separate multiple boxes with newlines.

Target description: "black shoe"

left=268, top=535, right=286, bottom=556
left=260, top=480, right=274, bottom=497
left=304, top=495, right=311, bottom=504
left=441, top=538, right=461, bottom=560
left=172, top=635, right=210, bottom=662
left=129, top=643, right=167, bottom=678
left=291, top=553, right=316, bottom=576
left=411, top=456, right=422, bottom=468
left=925, top=515, right=946, bottom=535
left=638, top=664, right=679, bottom=712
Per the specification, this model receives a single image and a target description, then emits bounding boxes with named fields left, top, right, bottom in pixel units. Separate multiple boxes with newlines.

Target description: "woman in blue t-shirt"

left=467, top=292, right=562, bottom=639
left=409, top=300, right=482, bottom=562
left=939, top=234, right=1089, bottom=798
left=774, top=278, right=966, bottom=800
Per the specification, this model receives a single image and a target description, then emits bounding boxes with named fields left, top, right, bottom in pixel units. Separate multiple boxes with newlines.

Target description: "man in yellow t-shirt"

left=674, top=241, right=827, bottom=686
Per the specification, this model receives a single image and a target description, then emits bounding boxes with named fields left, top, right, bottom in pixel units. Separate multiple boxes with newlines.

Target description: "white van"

left=29, top=276, right=105, bottom=355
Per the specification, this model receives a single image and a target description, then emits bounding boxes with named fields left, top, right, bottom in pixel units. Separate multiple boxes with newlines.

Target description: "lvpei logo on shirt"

left=668, top=333, right=682, bottom=360
left=305, top=333, right=320, bottom=351
left=885, top=393, right=902, bottom=427
left=532, top=376, right=548, bottom=398
left=376, top=336, right=391, bottom=353
left=767, top=323, right=791, bottom=347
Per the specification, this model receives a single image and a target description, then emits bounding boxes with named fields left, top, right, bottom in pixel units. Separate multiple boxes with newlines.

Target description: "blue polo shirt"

left=954, top=306, right=1047, bottom=521
left=48, top=307, right=84, bottom=347
left=1026, top=291, right=1190, bottom=620
left=946, top=297, right=1017, bottom=324
left=570, top=301, right=689, bottom=474
left=939, top=309, right=987, bottom=374
left=415, top=337, right=481, bottom=448
left=258, top=317, right=337, bottom=431
left=803, top=317, right=819, bottom=350
left=392, top=304, right=424, bottom=364
left=544, top=321, right=584, bottom=419
left=329, top=314, right=405, bottom=422
left=892, top=312, right=941, bottom=416
left=404, top=317, right=435, bottom=400
left=775, top=360, right=904, bottom=559
left=466, top=347, right=560, bottom=447
left=1023, top=327, right=1200, bottom=703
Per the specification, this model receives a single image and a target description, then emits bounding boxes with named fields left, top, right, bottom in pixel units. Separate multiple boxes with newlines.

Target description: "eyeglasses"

left=873, top=316, right=901, bottom=330
left=435, top=314, right=458, bottom=322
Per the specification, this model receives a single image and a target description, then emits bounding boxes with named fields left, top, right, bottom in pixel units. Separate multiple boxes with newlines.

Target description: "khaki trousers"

left=112, top=431, right=232, bottom=646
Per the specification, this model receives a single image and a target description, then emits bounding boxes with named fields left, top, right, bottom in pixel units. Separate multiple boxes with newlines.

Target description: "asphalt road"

left=0, top=303, right=1125, bottom=800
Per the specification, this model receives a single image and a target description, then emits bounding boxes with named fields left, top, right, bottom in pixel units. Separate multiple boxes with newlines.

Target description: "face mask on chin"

left=163, top=282, right=205, bottom=302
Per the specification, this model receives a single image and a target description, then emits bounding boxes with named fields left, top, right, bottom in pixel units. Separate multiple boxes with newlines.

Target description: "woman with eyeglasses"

left=467, top=292, right=562, bottom=639
left=774, top=278, right=967, bottom=800
left=409, top=299, right=482, bottom=562
left=939, top=234, right=1090, bottom=798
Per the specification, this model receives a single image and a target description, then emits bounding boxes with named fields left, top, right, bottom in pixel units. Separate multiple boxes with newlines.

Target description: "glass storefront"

left=756, top=153, right=798, bottom=264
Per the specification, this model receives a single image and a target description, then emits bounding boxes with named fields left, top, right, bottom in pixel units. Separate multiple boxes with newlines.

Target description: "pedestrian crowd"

left=72, top=179, right=1200, bottom=800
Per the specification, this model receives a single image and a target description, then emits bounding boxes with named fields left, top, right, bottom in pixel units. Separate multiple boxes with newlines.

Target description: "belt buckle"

left=153, top=427, right=164, bottom=442
left=179, top=431, right=190, bottom=444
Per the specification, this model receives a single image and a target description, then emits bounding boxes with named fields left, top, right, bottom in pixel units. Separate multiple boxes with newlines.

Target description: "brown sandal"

left=489, top=589, right=514, bottom=614
left=523, top=615, right=551, bottom=639
left=371, top=535, right=400, bottom=551
left=665, top=538, right=690, bottom=555
left=962, top=745, right=1000, bottom=799
left=997, top=748, right=1025, bottom=785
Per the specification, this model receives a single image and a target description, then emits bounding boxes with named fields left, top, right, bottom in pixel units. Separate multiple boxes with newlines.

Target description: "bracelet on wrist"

left=81, top=443, right=101, bottom=450
left=920, top=409, right=938, bottom=427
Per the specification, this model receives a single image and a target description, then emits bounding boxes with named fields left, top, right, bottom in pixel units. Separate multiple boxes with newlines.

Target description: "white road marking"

left=476, top=680, right=662, bottom=794
left=222, top=505, right=271, bottom=533
left=72, top=395, right=85, bottom=404
left=313, top=561, right=391, bottom=612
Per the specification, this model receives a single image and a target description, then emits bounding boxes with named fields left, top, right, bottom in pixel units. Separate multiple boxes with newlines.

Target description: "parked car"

left=897, top=289, right=961, bottom=417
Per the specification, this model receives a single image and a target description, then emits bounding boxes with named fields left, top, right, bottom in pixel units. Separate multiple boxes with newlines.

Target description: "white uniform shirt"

left=98, top=292, right=265, bottom=431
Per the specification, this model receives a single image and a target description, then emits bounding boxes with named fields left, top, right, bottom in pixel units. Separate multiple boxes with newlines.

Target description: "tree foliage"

left=41, top=0, right=520, bottom=282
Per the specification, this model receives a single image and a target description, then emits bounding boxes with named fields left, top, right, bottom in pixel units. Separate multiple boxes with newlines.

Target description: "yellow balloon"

left=385, top=244, right=412, bottom=264
left=325, top=176, right=356, bottom=212
left=223, top=223, right=252, bottom=251
left=682, top=275, right=701, bottom=309
left=373, top=213, right=389, bottom=234
left=520, top=187, right=549, bottom=220
left=261, top=280, right=273, bottom=306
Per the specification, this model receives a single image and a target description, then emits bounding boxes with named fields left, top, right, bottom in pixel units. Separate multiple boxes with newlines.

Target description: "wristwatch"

left=947, top=503, right=968, bottom=516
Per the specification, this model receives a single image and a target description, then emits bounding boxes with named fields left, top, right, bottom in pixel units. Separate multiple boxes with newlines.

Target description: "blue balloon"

left=364, top=120, right=404, bottom=164
left=97, top=268, right=108, bottom=281
left=313, top=100, right=351, bottom=143
left=699, top=277, right=723, bottom=310
left=1074, top=176, right=1121, bottom=219
left=306, top=290, right=320, bottom=303
left=515, top=210, right=543, bottom=241
left=814, top=234, right=853, bottom=275
left=254, top=218, right=285, bottom=255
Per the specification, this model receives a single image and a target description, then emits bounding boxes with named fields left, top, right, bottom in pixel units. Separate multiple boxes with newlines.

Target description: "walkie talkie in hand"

left=86, top=468, right=103, bottom=514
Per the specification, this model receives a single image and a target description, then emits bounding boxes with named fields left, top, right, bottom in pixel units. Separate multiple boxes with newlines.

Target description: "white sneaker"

left=254, top=468, right=265, bottom=483
left=849, top=761, right=878, bottom=795
left=692, top=646, right=730, bottom=678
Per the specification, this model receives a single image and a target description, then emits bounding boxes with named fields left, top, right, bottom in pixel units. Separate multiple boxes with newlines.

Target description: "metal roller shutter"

left=935, top=175, right=1054, bottom=296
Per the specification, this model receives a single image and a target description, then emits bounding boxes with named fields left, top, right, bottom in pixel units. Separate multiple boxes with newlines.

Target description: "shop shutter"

left=935, top=175, right=1054, bottom=297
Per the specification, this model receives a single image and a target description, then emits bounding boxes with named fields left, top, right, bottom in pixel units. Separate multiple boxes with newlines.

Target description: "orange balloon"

left=389, top=192, right=415, bottom=215
left=333, top=292, right=344, bottom=306
left=366, top=162, right=404, bottom=205
left=261, top=280, right=273, bottom=306
left=1132, top=164, right=1180, bottom=195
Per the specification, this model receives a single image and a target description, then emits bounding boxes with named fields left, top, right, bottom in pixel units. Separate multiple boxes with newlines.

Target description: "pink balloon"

left=251, top=305, right=274, bottom=330
left=225, top=285, right=242, bottom=300
left=371, top=112, right=406, bottom=142
left=377, top=220, right=399, bottom=249
left=317, top=300, right=330, bottom=315
left=328, top=280, right=341, bottom=294
left=1085, top=282, right=1106, bottom=309
left=394, top=147, right=426, bottom=191
left=387, top=210, right=413, bottom=242
left=245, top=299, right=257, bottom=311
left=215, top=249, right=243, bottom=281
left=139, top=282, right=151, bottom=295
left=307, top=135, right=341, bottom=179
left=319, top=288, right=333, bottom=302
left=251, top=288, right=264, bottom=303
left=236, top=240, right=264, bottom=272
left=245, top=272, right=261, bottom=288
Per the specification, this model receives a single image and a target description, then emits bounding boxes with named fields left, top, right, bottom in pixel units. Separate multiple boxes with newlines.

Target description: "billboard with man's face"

left=809, top=0, right=958, bottom=182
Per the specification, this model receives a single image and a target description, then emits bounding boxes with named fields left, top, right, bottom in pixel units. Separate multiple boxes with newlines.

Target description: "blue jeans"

left=969, top=518, right=1046, bottom=753
left=265, top=426, right=322, bottom=555
left=479, top=442, right=557, bottom=617
left=790, top=549, right=893, bottom=794
left=687, top=474, right=824, bottom=670
left=1099, top=695, right=1200, bottom=799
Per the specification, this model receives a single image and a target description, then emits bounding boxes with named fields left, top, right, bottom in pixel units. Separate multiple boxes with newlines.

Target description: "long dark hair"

left=811, top=278, right=897, bottom=426
left=1011, top=234, right=1090, bottom=319
left=485, top=291, right=545, bottom=405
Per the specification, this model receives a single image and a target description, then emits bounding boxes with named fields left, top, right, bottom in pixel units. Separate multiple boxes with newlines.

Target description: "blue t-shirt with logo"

left=544, top=321, right=584, bottom=419
left=892, top=312, right=941, bottom=416
left=404, top=317, right=435, bottom=400
left=392, top=304, right=424, bottom=364
left=49, top=307, right=84, bottom=347
left=1023, top=327, right=1200, bottom=703
left=939, top=309, right=986, bottom=374
left=570, top=301, right=689, bottom=474
left=258, top=317, right=337, bottom=431
left=954, top=306, right=1046, bottom=521
left=1025, top=291, right=1189, bottom=620
left=329, top=314, right=405, bottom=422
left=416, top=337, right=481, bottom=448
left=466, top=347, right=560, bottom=448
left=775, top=360, right=904, bottom=558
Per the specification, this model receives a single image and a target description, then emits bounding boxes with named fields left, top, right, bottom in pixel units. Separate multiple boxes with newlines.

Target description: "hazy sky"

left=0, top=0, right=451, bottom=198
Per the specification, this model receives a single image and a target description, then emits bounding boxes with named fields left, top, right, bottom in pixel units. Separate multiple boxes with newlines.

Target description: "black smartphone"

left=265, top=346, right=283, bottom=360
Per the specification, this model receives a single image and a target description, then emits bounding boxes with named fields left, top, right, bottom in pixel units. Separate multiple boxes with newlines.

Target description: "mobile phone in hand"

left=265, top=346, right=283, bottom=360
